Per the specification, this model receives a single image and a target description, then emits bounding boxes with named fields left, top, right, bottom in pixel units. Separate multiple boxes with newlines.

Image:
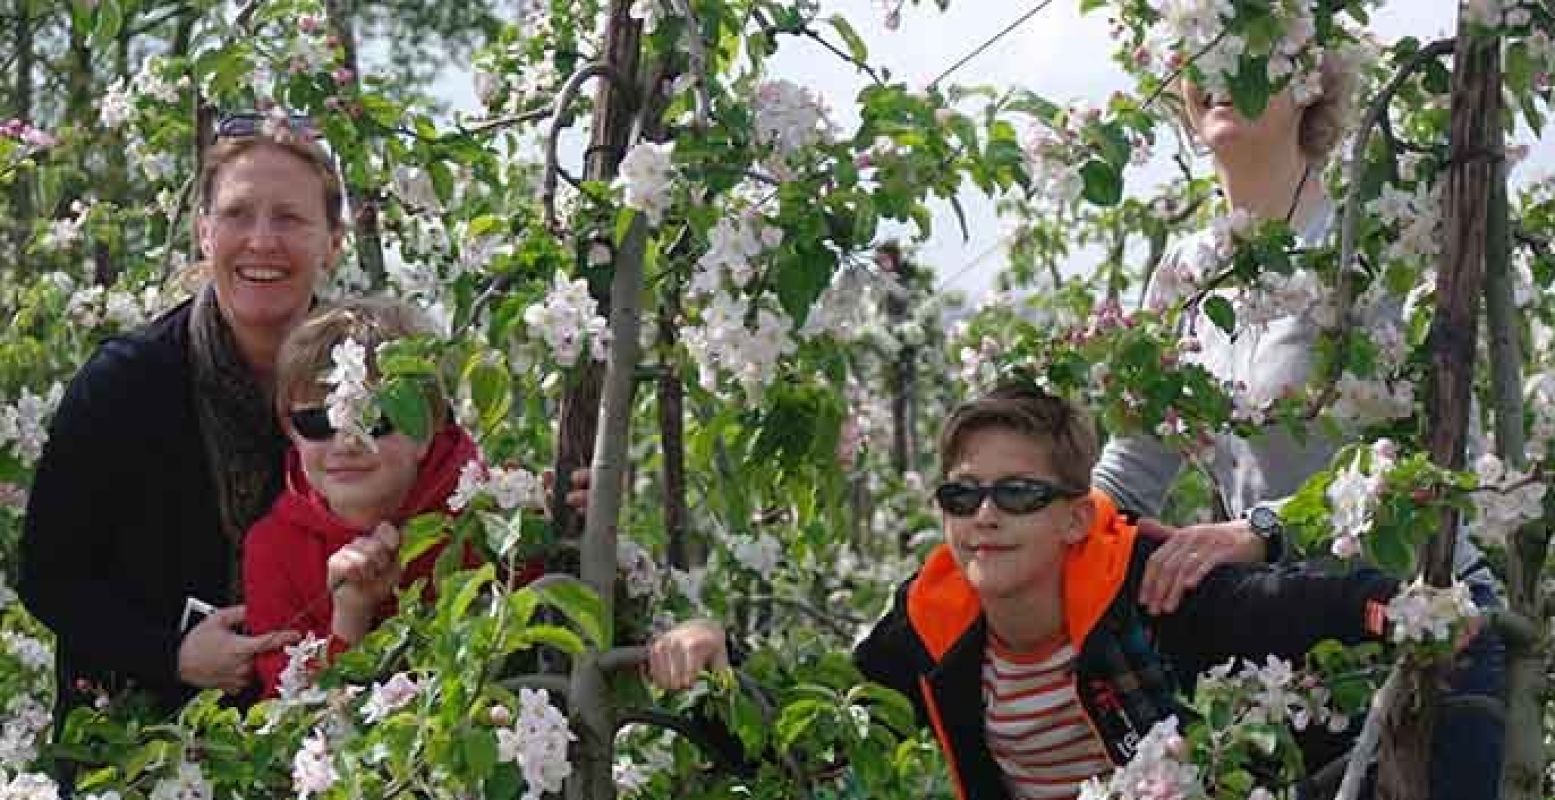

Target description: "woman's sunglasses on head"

left=215, top=112, right=318, bottom=141
left=933, top=478, right=1086, bottom=516
left=288, top=407, right=394, bottom=442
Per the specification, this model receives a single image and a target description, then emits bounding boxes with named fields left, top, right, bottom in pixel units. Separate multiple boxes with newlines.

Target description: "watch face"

left=1249, top=506, right=1278, bottom=533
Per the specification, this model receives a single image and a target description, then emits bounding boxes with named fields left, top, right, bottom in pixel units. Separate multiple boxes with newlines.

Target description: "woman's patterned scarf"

left=188, top=284, right=288, bottom=599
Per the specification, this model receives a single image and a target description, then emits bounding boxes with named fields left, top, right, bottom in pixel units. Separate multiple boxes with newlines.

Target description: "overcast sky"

left=432, top=1, right=1552, bottom=300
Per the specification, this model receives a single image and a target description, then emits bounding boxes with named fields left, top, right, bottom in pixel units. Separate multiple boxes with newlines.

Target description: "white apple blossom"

left=0, top=696, right=51, bottom=769
left=614, top=757, right=652, bottom=795
left=360, top=672, right=421, bottom=724
left=323, top=337, right=377, bottom=449
left=0, top=772, right=59, bottom=800
left=523, top=273, right=611, bottom=366
left=628, top=0, right=667, bottom=33
left=682, top=291, right=796, bottom=401
left=291, top=728, right=339, bottom=800
left=1467, top=453, right=1546, bottom=546
left=489, top=465, right=544, bottom=511
left=100, top=79, right=136, bottom=129
left=277, top=633, right=330, bottom=708
left=448, top=459, right=487, bottom=512
left=727, top=532, right=783, bottom=579
left=496, top=688, right=576, bottom=800
left=1330, top=372, right=1415, bottom=426
left=1083, top=716, right=1201, bottom=800
left=1385, top=578, right=1478, bottom=644
left=691, top=215, right=782, bottom=295
left=148, top=761, right=212, bottom=800
left=752, top=79, right=833, bottom=156
left=1326, top=440, right=1396, bottom=559
left=615, top=141, right=675, bottom=225
left=0, top=383, right=64, bottom=466
left=1, top=634, right=48, bottom=674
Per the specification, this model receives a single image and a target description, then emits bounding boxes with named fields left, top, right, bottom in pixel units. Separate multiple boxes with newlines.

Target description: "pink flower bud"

left=333, top=67, right=355, bottom=85
left=854, top=152, right=873, bottom=169
left=298, top=15, right=321, bottom=33
left=1133, top=46, right=1152, bottom=67
left=325, top=34, right=342, bottom=48
left=489, top=705, right=512, bottom=726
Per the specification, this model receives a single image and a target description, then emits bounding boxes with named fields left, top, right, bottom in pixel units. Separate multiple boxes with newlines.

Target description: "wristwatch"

left=1244, top=504, right=1286, bottom=563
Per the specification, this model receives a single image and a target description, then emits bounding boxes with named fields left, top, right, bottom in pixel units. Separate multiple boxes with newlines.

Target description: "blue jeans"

left=1427, top=579, right=1505, bottom=800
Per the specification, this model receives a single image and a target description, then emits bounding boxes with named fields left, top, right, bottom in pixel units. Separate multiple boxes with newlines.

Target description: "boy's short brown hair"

left=937, top=383, right=1098, bottom=492
left=275, top=297, right=448, bottom=427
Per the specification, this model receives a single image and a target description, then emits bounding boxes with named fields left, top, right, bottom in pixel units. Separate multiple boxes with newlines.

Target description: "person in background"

left=1091, top=55, right=1504, bottom=798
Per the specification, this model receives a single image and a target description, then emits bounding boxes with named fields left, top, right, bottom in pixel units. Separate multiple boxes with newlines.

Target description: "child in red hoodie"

left=244, top=298, right=727, bottom=699
left=242, top=297, right=496, bottom=697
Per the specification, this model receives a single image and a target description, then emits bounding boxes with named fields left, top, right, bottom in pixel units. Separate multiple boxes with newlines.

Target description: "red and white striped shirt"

left=982, top=634, right=1113, bottom=800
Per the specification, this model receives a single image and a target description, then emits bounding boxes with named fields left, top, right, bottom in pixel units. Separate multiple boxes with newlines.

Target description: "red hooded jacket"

left=243, top=423, right=527, bottom=698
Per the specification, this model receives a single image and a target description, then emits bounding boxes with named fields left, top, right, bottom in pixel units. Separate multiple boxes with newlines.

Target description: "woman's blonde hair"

left=1171, top=51, right=1356, bottom=163
left=197, top=135, right=345, bottom=230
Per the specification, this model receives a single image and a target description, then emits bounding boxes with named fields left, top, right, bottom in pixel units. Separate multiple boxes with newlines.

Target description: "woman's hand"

left=646, top=619, right=729, bottom=692
left=328, top=523, right=403, bottom=644
left=178, top=605, right=299, bottom=694
left=1138, top=518, right=1267, bottom=615
left=541, top=468, right=592, bottom=517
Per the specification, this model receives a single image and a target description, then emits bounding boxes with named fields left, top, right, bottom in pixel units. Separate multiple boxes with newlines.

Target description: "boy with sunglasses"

left=240, top=297, right=501, bottom=697
left=662, top=382, right=1402, bottom=798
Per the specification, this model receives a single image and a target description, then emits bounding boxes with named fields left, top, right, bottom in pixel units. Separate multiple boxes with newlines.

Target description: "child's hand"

left=328, top=523, right=403, bottom=643
left=646, top=618, right=729, bottom=691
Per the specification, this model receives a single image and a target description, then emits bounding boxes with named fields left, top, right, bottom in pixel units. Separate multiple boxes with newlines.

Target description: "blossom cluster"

left=682, top=292, right=796, bottom=401
left=1077, top=717, right=1201, bottom=800
left=0, top=119, right=57, bottom=151
left=1375, top=182, right=1443, bottom=269
left=0, top=771, right=61, bottom=800
left=751, top=79, right=835, bottom=159
left=522, top=274, right=611, bottom=366
left=291, top=728, right=339, bottom=800
left=323, top=337, right=378, bottom=449
left=725, top=532, right=784, bottom=580
left=495, top=688, right=576, bottom=800
left=100, top=57, right=188, bottom=130
left=617, top=537, right=662, bottom=600
left=448, top=459, right=544, bottom=515
left=1467, top=453, right=1546, bottom=547
left=277, top=634, right=331, bottom=708
left=689, top=215, right=784, bottom=297
left=1385, top=578, right=1478, bottom=645
left=1199, top=655, right=1350, bottom=734
left=65, top=285, right=163, bottom=332
left=615, top=142, right=675, bottom=225
left=0, top=696, right=51, bottom=770
left=1138, top=0, right=1327, bottom=105
left=1325, top=439, right=1398, bottom=559
left=360, top=672, right=422, bottom=723
left=0, top=384, right=64, bottom=467
left=148, top=760, right=213, bottom=800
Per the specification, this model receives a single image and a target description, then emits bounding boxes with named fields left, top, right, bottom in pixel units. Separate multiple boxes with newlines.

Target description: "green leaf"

left=378, top=376, right=431, bottom=441
left=445, top=563, right=497, bottom=622
left=827, top=15, right=869, bottom=64
left=1228, top=57, right=1273, bottom=119
left=536, top=578, right=610, bottom=649
left=1203, top=295, right=1236, bottom=334
left=460, top=728, right=499, bottom=779
left=774, top=245, right=835, bottom=326
left=515, top=624, right=587, bottom=655
left=1363, top=526, right=1416, bottom=577
left=466, top=355, right=512, bottom=431
left=1079, top=160, right=1122, bottom=207
left=399, top=513, right=449, bottom=566
left=505, top=587, right=539, bottom=629
left=92, top=0, right=124, bottom=46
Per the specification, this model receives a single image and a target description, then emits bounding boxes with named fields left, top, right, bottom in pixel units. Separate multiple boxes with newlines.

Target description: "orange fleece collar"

left=906, top=489, right=1137, bottom=662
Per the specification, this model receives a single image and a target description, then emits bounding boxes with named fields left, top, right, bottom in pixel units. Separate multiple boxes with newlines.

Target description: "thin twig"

left=928, top=0, right=1054, bottom=90
left=798, top=26, right=886, bottom=86
left=159, top=175, right=197, bottom=280
left=457, top=106, right=554, bottom=137
left=542, top=63, right=627, bottom=232
left=744, top=594, right=865, bottom=639
left=1305, top=37, right=1457, bottom=418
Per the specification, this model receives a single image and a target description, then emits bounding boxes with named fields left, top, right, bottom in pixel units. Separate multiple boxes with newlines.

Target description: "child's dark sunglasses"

left=216, top=112, right=317, bottom=140
left=933, top=478, right=1086, bottom=516
left=287, top=407, right=394, bottom=442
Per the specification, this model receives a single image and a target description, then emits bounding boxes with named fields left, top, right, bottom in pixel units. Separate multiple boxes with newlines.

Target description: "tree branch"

left=542, top=62, right=627, bottom=232
left=667, top=0, right=711, bottom=130
left=1306, top=37, right=1457, bottom=417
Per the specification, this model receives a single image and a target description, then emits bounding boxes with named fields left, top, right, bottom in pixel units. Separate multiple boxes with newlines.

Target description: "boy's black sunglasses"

left=933, top=478, right=1086, bottom=517
left=215, top=112, right=318, bottom=140
left=288, top=407, right=394, bottom=442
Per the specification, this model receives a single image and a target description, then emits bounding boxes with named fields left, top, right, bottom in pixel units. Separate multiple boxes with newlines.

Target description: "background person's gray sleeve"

left=1091, top=434, right=1184, bottom=518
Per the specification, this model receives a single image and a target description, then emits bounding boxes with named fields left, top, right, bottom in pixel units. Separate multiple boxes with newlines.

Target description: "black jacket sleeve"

left=1151, top=555, right=1396, bottom=670
left=852, top=576, right=930, bottom=727
left=19, top=339, right=184, bottom=691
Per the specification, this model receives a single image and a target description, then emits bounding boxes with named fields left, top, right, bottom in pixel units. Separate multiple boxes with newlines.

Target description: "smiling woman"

left=18, top=123, right=346, bottom=731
